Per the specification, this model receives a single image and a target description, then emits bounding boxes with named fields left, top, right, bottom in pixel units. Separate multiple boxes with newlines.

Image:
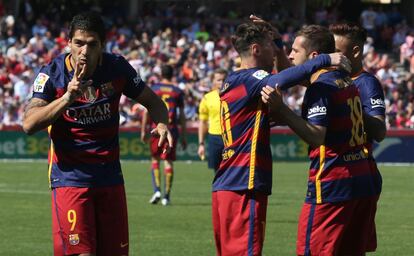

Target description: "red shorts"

left=297, top=196, right=379, bottom=256
left=150, top=135, right=177, bottom=160
left=212, top=190, right=268, bottom=256
left=51, top=185, right=128, bottom=256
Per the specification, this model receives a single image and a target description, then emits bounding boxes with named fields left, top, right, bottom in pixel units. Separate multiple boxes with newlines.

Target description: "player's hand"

left=180, top=137, right=187, bottom=150
left=328, top=52, right=352, bottom=73
left=261, top=85, right=284, bottom=108
left=151, top=123, right=173, bottom=154
left=261, top=86, right=286, bottom=124
left=250, top=15, right=282, bottom=43
left=64, top=48, right=93, bottom=103
left=140, top=132, right=148, bottom=144
left=198, top=144, right=205, bottom=160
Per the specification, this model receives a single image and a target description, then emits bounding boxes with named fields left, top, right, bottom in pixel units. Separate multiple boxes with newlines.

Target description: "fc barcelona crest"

left=83, top=86, right=97, bottom=103
left=100, top=82, right=114, bottom=97
left=69, top=234, right=80, bottom=245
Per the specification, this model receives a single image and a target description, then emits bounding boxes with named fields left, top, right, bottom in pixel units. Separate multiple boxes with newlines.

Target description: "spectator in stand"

left=12, top=71, right=32, bottom=102
left=0, top=2, right=413, bottom=130
left=399, top=34, right=414, bottom=69
left=360, top=6, right=377, bottom=39
left=2, top=103, right=20, bottom=126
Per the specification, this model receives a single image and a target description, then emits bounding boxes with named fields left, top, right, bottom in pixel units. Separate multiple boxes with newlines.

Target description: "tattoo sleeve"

left=24, top=98, right=48, bottom=119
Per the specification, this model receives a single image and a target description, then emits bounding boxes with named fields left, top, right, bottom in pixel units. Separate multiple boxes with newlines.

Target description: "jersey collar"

left=65, top=54, right=74, bottom=73
left=351, top=69, right=366, bottom=80
left=310, top=67, right=337, bottom=84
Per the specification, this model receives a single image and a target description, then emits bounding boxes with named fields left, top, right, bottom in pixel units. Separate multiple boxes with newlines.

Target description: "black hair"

left=69, top=12, right=105, bottom=43
left=329, top=22, right=367, bottom=47
left=161, top=65, right=174, bottom=80
left=231, top=22, right=273, bottom=56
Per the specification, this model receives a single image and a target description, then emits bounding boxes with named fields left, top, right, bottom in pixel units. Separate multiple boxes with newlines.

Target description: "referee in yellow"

left=198, top=68, right=227, bottom=172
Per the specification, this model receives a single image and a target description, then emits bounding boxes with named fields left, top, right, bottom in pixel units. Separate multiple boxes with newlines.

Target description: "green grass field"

left=0, top=161, right=413, bottom=255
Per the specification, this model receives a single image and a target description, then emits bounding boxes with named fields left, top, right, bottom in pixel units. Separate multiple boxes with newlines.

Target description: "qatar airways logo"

left=370, top=98, right=385, bottom=109
left=307, top=106, right=327, bottom=118
left=66, top=103, right=112, bottom=125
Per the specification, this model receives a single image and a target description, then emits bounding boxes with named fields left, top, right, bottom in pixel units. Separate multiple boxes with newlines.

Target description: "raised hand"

left=63, top=48, right=93, bottom=103
left=249, top=14, right=281, bottom=41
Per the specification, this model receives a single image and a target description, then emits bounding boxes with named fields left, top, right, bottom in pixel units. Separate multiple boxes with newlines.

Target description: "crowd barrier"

left=0, top=127, right=413, bottom=163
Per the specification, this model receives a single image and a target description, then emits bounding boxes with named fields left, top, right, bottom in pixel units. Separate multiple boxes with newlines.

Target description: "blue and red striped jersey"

left=352, top=70, right=385, bottom=195
left=31, top=53, right=145, bottom=188
left=149, top=83, right=184, bottom=134
left=215, top=68, right=273, bottom=194
left=302, top=69, right=378, bottom=204
left=352, top=71, right=385, bottom=119
left=213, top=54, right=332, bottom=195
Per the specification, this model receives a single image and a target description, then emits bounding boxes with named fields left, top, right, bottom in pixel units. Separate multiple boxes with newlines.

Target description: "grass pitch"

left=0, top=161, right=413, bottom=255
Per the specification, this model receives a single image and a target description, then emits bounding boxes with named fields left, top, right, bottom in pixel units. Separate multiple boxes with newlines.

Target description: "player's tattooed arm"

left=22, top=96, right=72, bottom=135
left=24, top=98, right=48, bottom=118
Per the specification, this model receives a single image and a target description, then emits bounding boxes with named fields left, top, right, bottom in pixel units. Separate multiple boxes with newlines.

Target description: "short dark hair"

left=69, top=12, right=105, bottom=43
left=231, top=22, right=273, bottom=56
left=161, top=65, right=174, bottom=80
left=329, top=23, right=367, bottom=47
left=214, top=68, right=228, bottom=77
left=296, top=25, right=335, bottom=54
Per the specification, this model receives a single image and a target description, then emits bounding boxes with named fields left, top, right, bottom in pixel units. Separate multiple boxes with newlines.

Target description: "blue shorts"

left=207, top=134, right=224, bottom=171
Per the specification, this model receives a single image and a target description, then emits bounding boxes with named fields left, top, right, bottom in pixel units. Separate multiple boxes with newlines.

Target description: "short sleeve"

left=303, top=83, right=330, bottom=127
left=118, top=56, right=146, bottom=99
left=246, top=69, right=272, bottom=97
left=357, top=76, right=385, bottom=117
left=32, top=66, right=55, bottom=102
left=199, top=95, right=209, bottom=121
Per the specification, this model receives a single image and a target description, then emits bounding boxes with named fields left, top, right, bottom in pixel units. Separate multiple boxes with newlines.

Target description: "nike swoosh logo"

left=120, top=242, right=128, bottom=248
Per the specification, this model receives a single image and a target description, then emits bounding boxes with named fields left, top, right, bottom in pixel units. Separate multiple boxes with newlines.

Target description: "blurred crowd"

left=0, top=1, right=414, bottom=130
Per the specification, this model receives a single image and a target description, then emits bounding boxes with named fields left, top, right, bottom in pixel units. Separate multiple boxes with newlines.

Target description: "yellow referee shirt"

left=199, top=90, right=221, bottom=135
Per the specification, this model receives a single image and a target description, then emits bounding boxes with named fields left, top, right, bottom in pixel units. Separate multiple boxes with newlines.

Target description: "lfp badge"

left=33, top=73, right=50, bottom=93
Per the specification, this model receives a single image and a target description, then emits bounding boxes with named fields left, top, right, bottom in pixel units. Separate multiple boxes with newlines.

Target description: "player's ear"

left=352, top=45, right=361, bottom=59
left=308, top=51, right=319, bottom=59
left=251, top=43, right=260, bottom=56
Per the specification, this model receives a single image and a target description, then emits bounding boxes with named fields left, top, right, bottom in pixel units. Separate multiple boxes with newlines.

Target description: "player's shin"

left=151, top=161, right=161, bottom=192
left=163, top=167, right=173, bottom=205
left=149, top=161, right=162, bottom=204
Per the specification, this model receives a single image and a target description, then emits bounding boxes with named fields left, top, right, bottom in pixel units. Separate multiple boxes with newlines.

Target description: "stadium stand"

left=0, top=1, right=413, bottom=130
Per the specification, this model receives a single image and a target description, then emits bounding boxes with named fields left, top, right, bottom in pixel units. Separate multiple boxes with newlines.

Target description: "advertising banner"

left=0, top=128, right=413, bottom=163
